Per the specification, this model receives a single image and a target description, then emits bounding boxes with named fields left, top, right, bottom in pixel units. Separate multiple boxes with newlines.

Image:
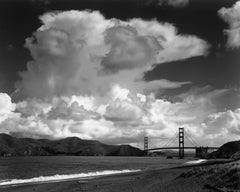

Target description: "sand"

left=0, top=166, right=214, bottom=192
left=1, top=159, right=238, bottom=192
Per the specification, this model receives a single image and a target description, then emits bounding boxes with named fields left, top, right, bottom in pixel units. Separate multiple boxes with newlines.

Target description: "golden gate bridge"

left=144, top=127, right=219, bottom=158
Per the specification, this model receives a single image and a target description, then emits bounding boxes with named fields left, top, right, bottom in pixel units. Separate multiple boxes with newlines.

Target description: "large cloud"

left=15, top=10, right=208, bottom=98
left=219, top=1, right=240, bottom=48
left=1, top=85, right=237, bottom=147
left=4, top=10, right=237, bottom=148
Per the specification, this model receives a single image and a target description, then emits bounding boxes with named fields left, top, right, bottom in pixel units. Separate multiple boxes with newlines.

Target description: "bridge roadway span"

left=146, top=146, right=219, bottom=151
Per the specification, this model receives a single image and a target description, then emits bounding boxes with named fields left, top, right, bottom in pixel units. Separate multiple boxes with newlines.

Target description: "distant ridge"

left=0, top=133, right=144, bottom=156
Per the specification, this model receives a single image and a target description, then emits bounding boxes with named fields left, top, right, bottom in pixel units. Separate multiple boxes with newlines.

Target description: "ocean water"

left=0, top=156, right=186, bottom=186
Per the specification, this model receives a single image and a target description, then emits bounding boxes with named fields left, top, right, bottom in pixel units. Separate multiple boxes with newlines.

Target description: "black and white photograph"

left=0, top=0, right=240, bottom=191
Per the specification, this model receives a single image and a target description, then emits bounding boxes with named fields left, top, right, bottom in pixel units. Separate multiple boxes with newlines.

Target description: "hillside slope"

left=208, top=140, right=240, bottom=159
left=0, top=134, right=143, bottom=156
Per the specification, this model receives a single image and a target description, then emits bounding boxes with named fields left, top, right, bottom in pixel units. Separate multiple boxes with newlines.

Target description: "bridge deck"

left=147, top=147, right=219, bottom=151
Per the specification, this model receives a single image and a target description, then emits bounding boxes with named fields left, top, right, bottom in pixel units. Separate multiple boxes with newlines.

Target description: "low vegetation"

left=179, top=160, right=240, bottom=190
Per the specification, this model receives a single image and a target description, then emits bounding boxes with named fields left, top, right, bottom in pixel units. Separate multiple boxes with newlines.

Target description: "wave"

left=184, top=159, right=207, bottom=164
left=0, top=169, right=140, bottom=187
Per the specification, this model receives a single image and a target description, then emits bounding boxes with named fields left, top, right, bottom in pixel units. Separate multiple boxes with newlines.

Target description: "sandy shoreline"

left=1, top=159, right=237, bottom=192
left=0, top=165, right=216, bottom=192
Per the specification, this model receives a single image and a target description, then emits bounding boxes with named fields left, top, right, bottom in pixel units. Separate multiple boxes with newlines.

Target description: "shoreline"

left=1, top=159, right=234, bottom=192
left=0, top=169, right=142, bottom=188
left=0, top=159, right=237, bottom=192
left=0, top=167, right=188, bottom=192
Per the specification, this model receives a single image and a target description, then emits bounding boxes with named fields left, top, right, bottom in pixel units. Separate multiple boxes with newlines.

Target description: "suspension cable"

left=185, top=133, right=197, bottom=147
left=166, top=134, right=179, bottom=147
left=163, top=131, right=179, bottom=147
left=184, top=130, right=199, bottom=146
left=163, top=133, right=177, bottom=147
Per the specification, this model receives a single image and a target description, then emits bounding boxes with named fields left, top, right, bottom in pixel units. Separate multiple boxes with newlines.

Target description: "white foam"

left=185, top=159, right=207, bottom=164
left=0, top=169, right=140, bottom=186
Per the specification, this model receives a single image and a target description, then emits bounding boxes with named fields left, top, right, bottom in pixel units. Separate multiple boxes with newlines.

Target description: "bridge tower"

left=144, top=136, right=148, bottom=151
left=179, top=127, right=184, bottom=159
left=144, top=136, right=148, bottom=156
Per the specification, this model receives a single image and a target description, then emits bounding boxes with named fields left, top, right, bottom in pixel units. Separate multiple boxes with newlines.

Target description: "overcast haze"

left=0, top=0, right=239, bottom=148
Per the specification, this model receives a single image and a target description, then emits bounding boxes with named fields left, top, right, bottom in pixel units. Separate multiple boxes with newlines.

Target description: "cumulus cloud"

left=4, top=10, right=237, bottom=147
left=16, top=98, right=51, bottom=117
left=203, top=109, right=240, bottom=135
left=101, top=25, right=161, bottom=74
left=0, top=93, right=17, bottom=123
left=1, top=115, right=52, bottom=139
left=219, top=1, right=240, bottom=48
left=15, top=10, right=208, bottom=98
left=129, top=19, right=209, bottom=64
left=200, top=109, right=240, bottom=146
left=47, top=100, right=100, bottom=121
left=158, top=0, right=189, bottom=7
left=1, top=85, right=237, bottom=147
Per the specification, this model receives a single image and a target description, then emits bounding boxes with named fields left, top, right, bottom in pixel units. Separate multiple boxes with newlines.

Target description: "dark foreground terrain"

left=1, top=159, right=239, bottom=192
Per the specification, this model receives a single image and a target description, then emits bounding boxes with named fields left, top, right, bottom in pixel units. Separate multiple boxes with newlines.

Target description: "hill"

left=0, top=133, right=143, bottom=156
left=208, top=140, right=240, bottom=159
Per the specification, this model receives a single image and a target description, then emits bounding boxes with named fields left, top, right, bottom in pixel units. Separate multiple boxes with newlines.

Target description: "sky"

left=0, top=0, right=240, bottom=148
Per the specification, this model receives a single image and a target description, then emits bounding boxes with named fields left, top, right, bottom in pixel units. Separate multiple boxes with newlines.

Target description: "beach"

left=0, top=165, right=218, bottom=192
left=0, top=157, right=238, bottom=192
